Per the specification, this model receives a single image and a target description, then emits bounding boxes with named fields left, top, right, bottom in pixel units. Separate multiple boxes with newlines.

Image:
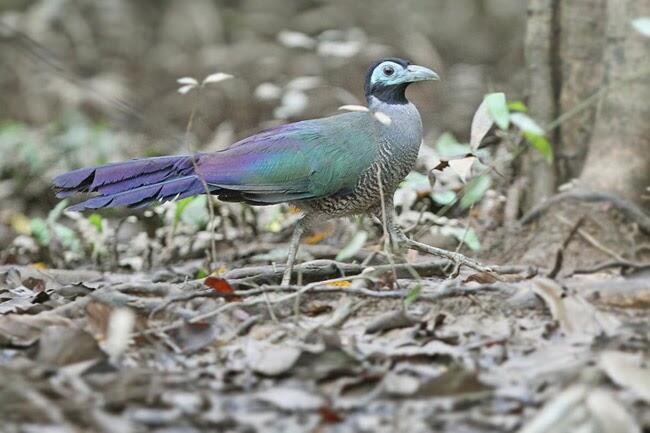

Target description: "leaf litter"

left=2, top=196, right=650, bottom=433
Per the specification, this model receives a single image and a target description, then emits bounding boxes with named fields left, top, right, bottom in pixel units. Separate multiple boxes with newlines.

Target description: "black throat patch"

left=364, top=57, right=411, bottom=105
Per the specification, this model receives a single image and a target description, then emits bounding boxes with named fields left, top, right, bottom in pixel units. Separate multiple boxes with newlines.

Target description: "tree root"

left=520, top=190, right=650, bottom=234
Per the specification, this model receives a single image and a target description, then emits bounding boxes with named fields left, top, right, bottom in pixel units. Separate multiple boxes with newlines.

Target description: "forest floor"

left=1, top=198, right=650, bottom=433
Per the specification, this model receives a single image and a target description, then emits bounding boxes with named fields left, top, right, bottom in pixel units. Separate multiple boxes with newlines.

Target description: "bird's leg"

left=374, top=202, right=494, bottom=275
left=282, top=217, right=307, bottom=286
left=372, top=200, right=407, bottom=256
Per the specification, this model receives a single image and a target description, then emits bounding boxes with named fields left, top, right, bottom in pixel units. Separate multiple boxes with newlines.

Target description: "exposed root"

left=520, top=190, right=650, bottom=234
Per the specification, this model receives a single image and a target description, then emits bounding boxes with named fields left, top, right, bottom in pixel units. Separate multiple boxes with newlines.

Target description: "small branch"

left=183, top=88, right=219, bottom=269
left=547, top=215, right=584, bottom=279
left=570, top=260, right=650, bottom=276
left=222, top=258, right=450, bottom=282
left=555, top=214, right=625, bottom=262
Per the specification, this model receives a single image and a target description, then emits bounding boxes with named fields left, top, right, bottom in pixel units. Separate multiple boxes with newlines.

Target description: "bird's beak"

left=404, top=65, right=440, bottom=83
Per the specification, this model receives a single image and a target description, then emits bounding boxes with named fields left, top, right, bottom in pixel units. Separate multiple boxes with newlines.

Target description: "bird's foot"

left=401, top=237, right=493, bottom=275
left=388, top=223, right=493, bottom=275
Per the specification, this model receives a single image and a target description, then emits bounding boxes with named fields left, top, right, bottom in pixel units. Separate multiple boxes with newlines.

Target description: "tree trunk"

left=522, top=0, right=650, bottom=209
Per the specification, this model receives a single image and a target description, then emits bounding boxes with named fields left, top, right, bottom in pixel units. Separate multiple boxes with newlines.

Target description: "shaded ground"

left=1, top=199, right=650, bottom=433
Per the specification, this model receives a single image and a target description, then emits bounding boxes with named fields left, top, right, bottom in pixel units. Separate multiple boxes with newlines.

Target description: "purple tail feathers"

left=53, top=156, right=215, bottom=211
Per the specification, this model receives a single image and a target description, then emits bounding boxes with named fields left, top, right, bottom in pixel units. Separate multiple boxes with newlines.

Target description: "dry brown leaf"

left=256, top=386, right=325, bottom=411
left=0, top=313, right=73, bottom=346
left=247, top=342, right=302, bottom=376
left=530, top=278, right=620, bottom=338
left=587, top=389, right=640, bottom=433
left=448, top=156, right=475, bottom=181
left=600, top=351, right=650, bottom=403
left=470, top=98, right=494, bottom=150
left=518, top=385, right=587, bottom=433
left=36, top=325, right=105, bottom=366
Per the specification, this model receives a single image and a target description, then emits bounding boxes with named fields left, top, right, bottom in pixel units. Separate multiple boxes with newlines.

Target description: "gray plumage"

left=299, top=96, right=423, bottom=220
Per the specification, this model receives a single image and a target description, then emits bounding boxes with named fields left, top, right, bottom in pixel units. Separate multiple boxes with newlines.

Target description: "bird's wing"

left=197, top=112, right=379, bottom=204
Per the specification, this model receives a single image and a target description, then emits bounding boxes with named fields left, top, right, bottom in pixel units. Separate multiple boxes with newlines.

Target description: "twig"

left=222, top=258, right=450, bottom=282
left=547, top=215, right=585, bottom=279
left=571, top=260, right=650, bottom=276
left=183, top=88, right=219, bottom=270
left=555, top=214, right=625, bottom=262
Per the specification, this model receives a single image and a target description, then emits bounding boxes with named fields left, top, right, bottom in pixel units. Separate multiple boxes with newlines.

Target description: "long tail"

left=53, top=156, right=216, bottom=211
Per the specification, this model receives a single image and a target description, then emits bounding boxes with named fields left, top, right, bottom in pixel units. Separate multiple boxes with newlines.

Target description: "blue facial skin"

left=365, top=59, right=439, bottom=104
left=370, top=62, right=440, bottom=87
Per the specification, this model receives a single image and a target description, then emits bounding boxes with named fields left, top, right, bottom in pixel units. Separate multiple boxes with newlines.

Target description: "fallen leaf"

left=587, top=389, right=640, bottom=433
left=0, top=313, right=73, bottom=346
left=319, top=406, right=343, bottom=423
left=530, top=278, right=620, bottom=338
left=465, top=272, right=498, bottom=284
left=600, top=351, right=650, bottom=403
left=204, top=276, right=240, bottom=301
left=256, top=386, right=325, bottom=411
left=382, top=371, right=420, bottom=396
left=328, top=281, right=352, bottom=287
left=365, top=310, right=422, bottom=334
left=518, top=385, right=587, bottom=433
left=416, top=366, right=489, bottom=397
left=248, top=342, right=302, bottom=376
left=104, top=308, right=136, bottom=360
left=305, top=228, right=332, bottom=244
left=37, top=325, right=105, bottom=366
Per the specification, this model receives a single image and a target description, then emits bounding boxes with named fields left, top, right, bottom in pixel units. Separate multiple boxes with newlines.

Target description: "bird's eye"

left=383, top=66, right=395, bottom=76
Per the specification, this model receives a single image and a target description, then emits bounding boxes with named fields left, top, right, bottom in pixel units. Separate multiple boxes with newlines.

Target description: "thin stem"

left=184, top=88, right=218, bottom=270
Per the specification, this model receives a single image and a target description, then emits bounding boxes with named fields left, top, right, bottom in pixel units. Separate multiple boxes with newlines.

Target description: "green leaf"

left=47, top=200, right=68, bottom=223
left=30, top=218, right=50, bottom=246
left=53, top=224, right=81, bottom=253
left=462, top=228, right=481, bottom=251
left=510, top=112, right=544, bottom=136
left=441, top=226, right=481, bottom=251
left=401, top=171, right=430, bottom=189
left=88, top=214, right=103, bottom=233
left=484, top=93, right=509, bottom=130
left=460, top=175, right=491, bottom=209
left=436, top=132, right=470, bottom=157
left=404, top=284, right=422, bottom=307
left=525, top=132, right=554, bottom=164
left=507, top=100, right=528, bottom=112
left=174, top=197, right=195, bottom=226
left=632, top=17, right=650, bottom=37
left=180, top=196, right=209, bottom=227
left=431, top=190, right=456, bottom=205
left=336, top=230, right=368, bottom=261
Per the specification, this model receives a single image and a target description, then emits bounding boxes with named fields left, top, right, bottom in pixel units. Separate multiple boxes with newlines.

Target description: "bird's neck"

left=367, top=95, right=423, bottom=149
left=367, top=95, right=419, bottom=122
left=365, top=84, right=408, bottom=105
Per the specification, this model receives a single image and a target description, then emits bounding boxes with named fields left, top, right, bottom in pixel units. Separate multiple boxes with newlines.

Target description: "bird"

left=53, top=57, right=443, bottom=285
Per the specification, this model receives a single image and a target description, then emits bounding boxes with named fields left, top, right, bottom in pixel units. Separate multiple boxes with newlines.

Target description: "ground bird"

left=54, top=58, right=484, bottom=284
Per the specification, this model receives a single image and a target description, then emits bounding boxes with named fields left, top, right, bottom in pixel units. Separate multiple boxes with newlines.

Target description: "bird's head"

left=364, top=57, right=439, bottom=105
